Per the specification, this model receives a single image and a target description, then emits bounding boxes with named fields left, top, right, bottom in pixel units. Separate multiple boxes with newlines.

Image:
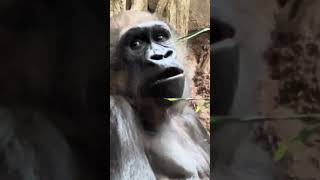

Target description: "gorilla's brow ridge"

left=120, top=21, right=170, bottom=37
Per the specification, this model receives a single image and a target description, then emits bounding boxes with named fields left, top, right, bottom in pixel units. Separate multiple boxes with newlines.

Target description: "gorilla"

left=0, top=0, right=106, bottom=179
left=110, top=11, right=210, bottom=179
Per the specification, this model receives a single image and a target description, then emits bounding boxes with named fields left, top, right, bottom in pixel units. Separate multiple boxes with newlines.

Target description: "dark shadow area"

left=0, top=0, right=107, bottom=179
left=211, top=17, right=239, bottom=116
left=211, top=18, right=236, bottom=43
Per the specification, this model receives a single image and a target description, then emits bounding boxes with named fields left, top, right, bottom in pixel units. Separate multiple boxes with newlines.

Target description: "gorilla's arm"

left=110, top=96, right=156, bottom=180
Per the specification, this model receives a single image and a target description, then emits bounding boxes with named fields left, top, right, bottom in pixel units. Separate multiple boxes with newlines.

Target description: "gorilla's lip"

left=152, top=67, right=184, bottom=85
left=141, top=67, right=185, bottom=99
left=153, top=73, right=184, bottom=85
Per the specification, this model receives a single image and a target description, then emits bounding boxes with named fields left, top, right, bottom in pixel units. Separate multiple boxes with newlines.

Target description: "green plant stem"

left=212, top=114, right=320, bottom=123
left=165, top=97, right=210, bottom=101
left=177, top=27, right=210, bottom=41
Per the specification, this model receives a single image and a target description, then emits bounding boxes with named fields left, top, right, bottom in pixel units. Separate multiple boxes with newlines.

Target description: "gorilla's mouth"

left=142, top=67, right=185, bottom=99
left=152, top=67, right=184, bottom=85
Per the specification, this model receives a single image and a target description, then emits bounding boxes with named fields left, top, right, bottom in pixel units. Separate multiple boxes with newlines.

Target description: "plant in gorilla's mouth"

left=164, top=27, right=211, bottom=113
left=177, top=27, right=210, bottom=41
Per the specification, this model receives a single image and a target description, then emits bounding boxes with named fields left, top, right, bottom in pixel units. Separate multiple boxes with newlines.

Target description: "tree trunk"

left=110, top=0, right=190, bottom=36
left=130, top=0, right=148, bottom=11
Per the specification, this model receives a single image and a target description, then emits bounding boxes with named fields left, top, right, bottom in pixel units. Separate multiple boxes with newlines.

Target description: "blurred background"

left=212, top=0, right=320, bottom=180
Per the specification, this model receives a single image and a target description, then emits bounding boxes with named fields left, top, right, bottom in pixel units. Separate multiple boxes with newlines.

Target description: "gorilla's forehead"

left=136, top=21, right=170, bottom=29
left=120, top=21, right=170, bottom=37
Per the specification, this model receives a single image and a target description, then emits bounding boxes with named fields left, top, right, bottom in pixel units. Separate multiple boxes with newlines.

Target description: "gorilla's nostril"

left=164, top=50, right=173, bottom=58
left=150, top=54, right=164, bottom=60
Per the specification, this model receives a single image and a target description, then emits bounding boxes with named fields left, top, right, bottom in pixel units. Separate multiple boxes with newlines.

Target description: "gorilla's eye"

left=130, top=39, right=144, bottom=50
left=155, top=35, right=165, bottom=42
left=153, top=31, right=170, bottom=42
left=154, top=34, right=169, bottom=42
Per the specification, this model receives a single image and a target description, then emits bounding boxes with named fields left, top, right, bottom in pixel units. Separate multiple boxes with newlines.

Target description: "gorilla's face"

left=118, top=21, right=185, bottom=99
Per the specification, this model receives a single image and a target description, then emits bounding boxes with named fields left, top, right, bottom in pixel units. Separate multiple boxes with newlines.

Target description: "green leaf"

left=211, top=117, right=216, bottom=129
left=211, top=117, right=215, bottom=123
left=195, top=105, right=201, bottom=113
left=273, top=143, right=288, bottom=161
left=291, top=126, right=320, bottom=144
left=203, top=101, right=210, bottom=108
left=164, top=98, right=179, bottom=102
left=211, top=116, right=222, bottom=124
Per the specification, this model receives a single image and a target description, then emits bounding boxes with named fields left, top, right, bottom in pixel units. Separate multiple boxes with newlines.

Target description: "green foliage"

left=164, top=97, right=210, bottom=114
left=292, top=126, right=320, bottom=144
left=273, top=143, right=289, bottom=161
left=211, top=114, right=320, bottom=161
left=164, top=97, right=210, bottom=102
left=273, top=125, right=320, bottom=161
left=195, top=105, right=201, bottom=113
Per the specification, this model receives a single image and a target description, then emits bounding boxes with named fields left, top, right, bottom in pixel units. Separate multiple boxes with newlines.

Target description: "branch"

left=213, top=114, right=320, bottom=123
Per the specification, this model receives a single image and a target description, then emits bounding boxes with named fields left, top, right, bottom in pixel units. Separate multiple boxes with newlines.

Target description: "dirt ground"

left=187, top=34, right=211, bottom=135
left=187, top=0, right=210, bottom=134
left=260, top=1, right=320, bottom=179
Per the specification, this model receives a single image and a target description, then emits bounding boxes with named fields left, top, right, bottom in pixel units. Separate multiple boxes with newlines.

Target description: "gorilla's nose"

left=150, top=54, right=163, bottom=60
left=150, top=50, right=173, bottom=60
